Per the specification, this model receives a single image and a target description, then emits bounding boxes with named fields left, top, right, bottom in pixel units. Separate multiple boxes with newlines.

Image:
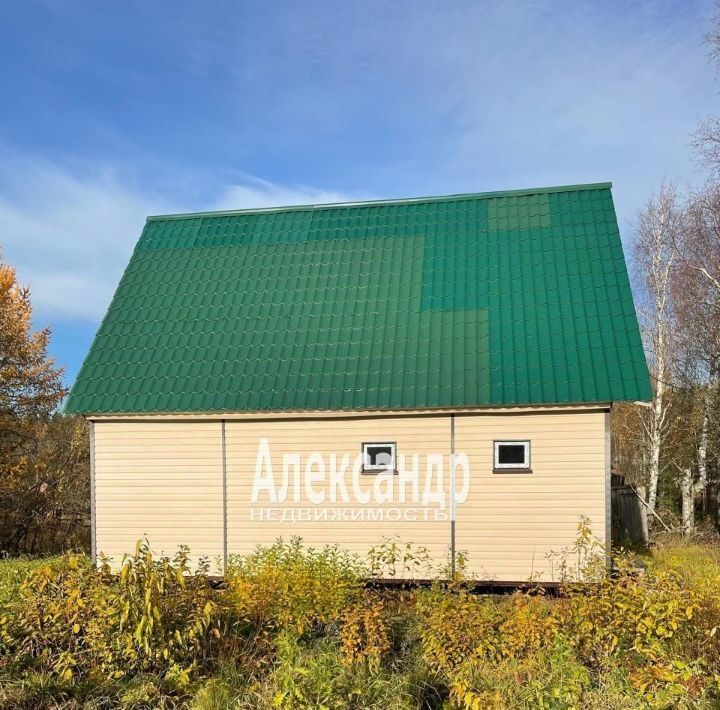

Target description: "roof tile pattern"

left=65, top=183, right=651, bottom=413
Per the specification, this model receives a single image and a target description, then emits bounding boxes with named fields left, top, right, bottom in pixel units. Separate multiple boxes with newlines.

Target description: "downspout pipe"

left=450, top=413, right=456, bottom=578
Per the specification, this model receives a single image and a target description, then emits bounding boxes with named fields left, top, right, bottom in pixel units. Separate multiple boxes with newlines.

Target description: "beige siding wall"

left=93, top=421, right=224, bottom=572
left=92, top=409, right=607, bottom=581
left=454, top=411, right=607, bottom=581
left=225, top=416, right=451, bottom=568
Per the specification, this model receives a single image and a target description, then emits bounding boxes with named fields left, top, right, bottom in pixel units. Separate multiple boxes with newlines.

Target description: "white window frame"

left=362, top=442, right=397, bottom=474
left=494, top=440, right=531, bottom=471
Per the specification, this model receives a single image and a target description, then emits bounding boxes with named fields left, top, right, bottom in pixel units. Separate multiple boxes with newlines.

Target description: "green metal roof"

left=65, top=183, right=651, bottom=414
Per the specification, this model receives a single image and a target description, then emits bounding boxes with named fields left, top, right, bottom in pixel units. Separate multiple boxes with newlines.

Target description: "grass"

left=649, top=537, right=720, bottom=578
left=0, top=554, right=65, bottom=608
left=2, top=538, right=720, bottom=708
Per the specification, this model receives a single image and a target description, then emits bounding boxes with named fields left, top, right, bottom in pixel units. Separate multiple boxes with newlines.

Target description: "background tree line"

left=0, top=252, right=89, bottom=554
left=611, top=9, right=720, bottom=537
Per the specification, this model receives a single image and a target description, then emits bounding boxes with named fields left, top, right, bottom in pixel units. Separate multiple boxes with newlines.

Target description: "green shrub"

left=449, top=638, right=592, bottom=710
left=565, top=567, right=695, bottom=661
left=367, top=537, right=433, bottom=579
left=0, top=555, right=66, bottom=656
left=545, top=545, right=720, bottom=705
left=190, top=662, right=255, bottom=710
left=340, top=592, right=392, bottom=670
left=7, top=542, right=221, bottom=687
left=226, top=538, right=363, bottom=635
left=0, top=555, right=65, bottom=610
left=194, top=635, right=423, bottom=709
left=415, top=585, right=503, bottom=672
left=260, top=633, right=418, bottom=710
left=649, top=542, right=720, bottom=674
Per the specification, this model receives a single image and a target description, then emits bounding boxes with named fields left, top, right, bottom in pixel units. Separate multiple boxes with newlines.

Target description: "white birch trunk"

left=647, top=338, right=665, bottom=514
left=695, top=403, right=709, bottom=504
left=681, top=466, right=695, bottom=536
left=635, top=185, right=678, bottom=517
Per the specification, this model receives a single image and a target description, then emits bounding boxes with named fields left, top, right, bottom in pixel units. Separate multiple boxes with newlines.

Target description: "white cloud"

left=0, top=161, right=164, bottom=322
left=210, top=0, right=716, bottom=230
left=0, top=158, right=359, bottom=322
left=213, top=175, right=362, bottom=211
left=427, top=1, right=717, bottom=227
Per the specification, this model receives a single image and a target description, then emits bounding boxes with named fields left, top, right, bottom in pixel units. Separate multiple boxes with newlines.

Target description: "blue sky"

left=0, top=0, right=718, bottom=385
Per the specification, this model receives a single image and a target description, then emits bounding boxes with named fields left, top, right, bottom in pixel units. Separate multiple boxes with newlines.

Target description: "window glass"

left=498, top=444, right=526, bottom=465
left=494, top=441, right=530, bottom=470
left=363, top=443, right=396, bottom=472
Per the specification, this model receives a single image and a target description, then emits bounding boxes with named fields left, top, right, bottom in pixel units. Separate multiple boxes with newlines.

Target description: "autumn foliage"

left=0, top=256, right=65, bottom=423
left=0, top=251, right=89, bottom=553
left=3, top=536, right=720, bottom=708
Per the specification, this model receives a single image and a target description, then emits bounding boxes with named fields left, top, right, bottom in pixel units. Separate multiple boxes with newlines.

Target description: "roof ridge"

left=146, top=182, right=613, bottom=222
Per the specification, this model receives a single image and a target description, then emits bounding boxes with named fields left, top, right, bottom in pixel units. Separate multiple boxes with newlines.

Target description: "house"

left=65, top=183, right=651, bottom=581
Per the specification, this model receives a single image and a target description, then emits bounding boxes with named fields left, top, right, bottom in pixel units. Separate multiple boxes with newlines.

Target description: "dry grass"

left=1, top=538, right=720, bottom=708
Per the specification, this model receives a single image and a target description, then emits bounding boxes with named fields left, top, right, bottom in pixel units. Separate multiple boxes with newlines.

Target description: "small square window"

left=494, top=441, right=531, bottom=471
left=362, top=442, right=396, bottom=473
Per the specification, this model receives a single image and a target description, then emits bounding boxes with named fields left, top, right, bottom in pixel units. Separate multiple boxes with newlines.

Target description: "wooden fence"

left=611, top=481, right=649, bottom=548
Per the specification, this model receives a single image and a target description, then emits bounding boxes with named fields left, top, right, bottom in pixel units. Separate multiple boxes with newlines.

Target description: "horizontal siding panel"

left=95, top=513, right=222, bottom=522
left=94, top=468, right=223, bottom=475
left=94, top=421, right=223, bottom=573
left=455, top=411, right=606, bottom=580
left=225, top=417, right=451, bottom=564
left=95, top=493, right=224, bottom=501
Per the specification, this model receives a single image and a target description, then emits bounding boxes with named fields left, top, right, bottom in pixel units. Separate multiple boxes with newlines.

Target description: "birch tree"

left=675, top=184, right=720, bottom=529
left=675, top=7, right=720, bottom=532
left=634, top=185, right=682, bottom=515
